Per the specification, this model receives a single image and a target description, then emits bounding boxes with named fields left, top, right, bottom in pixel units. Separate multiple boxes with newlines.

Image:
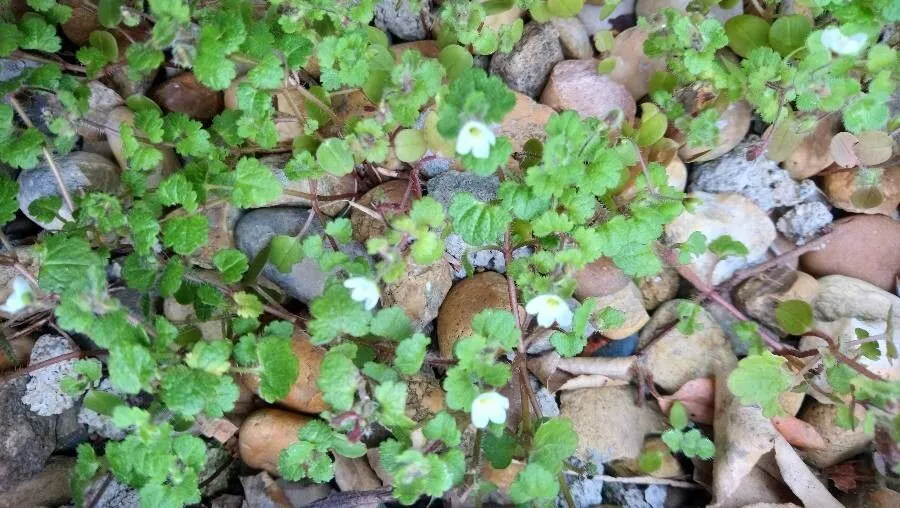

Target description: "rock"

left=105, top=65, right=159, bottom=98
left=799, top=275, right=900, bottom=384
left=636, top=267, right=679, bottom=311
left=78, top=81, right=124, bottom=141
left=150, top=72, right=224, bottom=122
left=406, top=375, right=446, bottom=422
left=234, top=207, right=367, bottom=303
left=822, top=165, right=900, bottom=216
left=578, top=0, right=636, bottom=35
left=637, top=300, right=737, bottom=392
left=239, top=408, right=311, bottom=475
left=240, top=471, right=293, bottom=507
left=350, top=180, right=407, bottom=243
left=163, top=296, right=225, bottom=340
left=784, top=116, right=839, bottom=179
left=776, top=202, right=833, bottom=246
left=436, top=271, right=511, bottom=357
left=0, top=375, right=79, bottom=490
left=0, top=336, right=34, bottom=371
left=427, top=170, right=499, bottom=208
left=678, top=101, right=752, bottom=163
left=540, top=59, right=637, bottom=122
left=608, top=27, right=666, bottom=100
left=383, top=258, right=453, bottom=329
left=82, top=476, right=140, bottom=508
left=690, top=137, right=822, bottom=212
left=22, top=334, right=79, bottom=416
left=561, top=385, right=666, bottom=461
left=483, top=460, right=524, bottom=499
left=17, top=151, right=120, bottom=230
left=0, top=455, right=75, bottom=508
left=242, top=332, right=327, bottom=414
left=616, top=155, right=688, bottom=204
left=574, top=258, right=649, bottom=340
left=550, top=17, right=594, bottom=59
left=333, top=455, right=382, bottom=492
left=497, top=92, right=556, bottom=155
left=799, top=402, right=871, bottom=468
left=636, top=0, right=742, bottom=23
left=193, top=201, right=243, bottom=269
left=664, top=192, right=776, bottom=285
left=391, top=40, right=441, bottom=59
left=374, top=0, right=432, bottom=41
left=106, top=106, right=178, bottom=188
left=202, top=446, right=239, bottom=498
left=259, top=154, right=357, bottom=216
left=563, top=456, right=606, bottom=507
left=278, top=481, right=334, bottom=507
left=61, top=0, right=150, bottom=47
left=800, top=215, right=900, bottom=291
left=621, top=437, right=683, bottom=478
left=592, top=333, right=639, bottom=357
left=490, top=22, right=564, bottom=98
left=483, top=5, right=524, bottom=32
left=734, top=267, right=819, bottom=336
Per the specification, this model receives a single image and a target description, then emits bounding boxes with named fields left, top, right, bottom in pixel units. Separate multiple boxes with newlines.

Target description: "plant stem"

left=558, top=472, right=576, bottom=508
left=7, top=96, right=76, bottom=213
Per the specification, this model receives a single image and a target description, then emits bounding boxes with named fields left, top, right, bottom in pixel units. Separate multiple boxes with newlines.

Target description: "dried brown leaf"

left=771, top=416, right=827, bottom=450
left=830, top=132, right=860, bottom=168
left=773, top=437, right=843, bottom=508
left=654, top=377, right=716, bottom=424
left=527, top=352, right=634, bottom=392
left=855, top=131, right=894, bottom=166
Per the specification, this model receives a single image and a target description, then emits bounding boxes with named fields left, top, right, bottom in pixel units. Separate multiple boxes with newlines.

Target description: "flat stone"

left=374, top=0, right=432, bottom=41
left=822, top=164, right=900, bottom=216
left=17, top=151, right=120, bottom=230
left=78, top=81, right=124, bottom=141
left=490, top=22, right=564, bottom=98
left=22, top=334, right=79, bottom=416
left=436, top=271, right=510, bottom=357
left=383, top=258, right=453, bottom=329
left=608, top=27, right=666, bottom=100
left=678, top=101, right=751, bottom=163
left=234, top=207, right=367, bottom=303
left=800, top=215, right=900, bottom=291
left=540, top=59, right=636, bottom=122
left=0, top=456, right=75, bottom=508
left=550, top=17, right=594, bottom=59
left=150, top=72, right=223, bottom=121
left=799, top=402, right=871, bottom=469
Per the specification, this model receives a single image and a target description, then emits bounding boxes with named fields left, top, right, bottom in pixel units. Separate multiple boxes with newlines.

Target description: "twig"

left=719, top=228, right=836, bottom=291
left=802, top=330, right=885, bottom=382
left=85, top=472, right=113, bottom=508
left=595, top=475, right=703, bottom=489
left=7, top=96, right=76, bottom=212
left=12, top=50, right=87, bottom=74
left=306, top=487, right=394, bottom=508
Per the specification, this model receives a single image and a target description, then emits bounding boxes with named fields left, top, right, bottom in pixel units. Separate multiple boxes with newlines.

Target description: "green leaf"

left=185, top=340, right=232, bottom=376
left=375, top=380, right=415, bottom=428
left=442, top=366, right=479, bottom=411
left=394, top=129, right=426, bottom=163
left=371, top=307, right=413, bottom=341
left=708, top=234, right=748, bottom=258
left=156, top=173, right=198, bottom=212
left=108, top=343, right=155, bottom=394
left=317, top=344, right=360, bottom=411
left=768, top=15, right=811, bottom=56
left=324, top=218, right=352, bottom=244
left=774, top=299, right=813, bottom=335
left=635, top=103, right=668, bottom=147
left=162, top=214, right=208, bottom=255
left=724, top=15, right=770, bottom=58
left=638, top=450, right=663, bottom=473
left=37, top=235, right=106, bottom=294
left=89, top=30, right=119, bottom=61
left=508, top=463, right=559, bottom=505
left=669, top=401, right=689, bottom=430
left=233, top=157, right=282, bottom=208
left=233, top=291, right=263, bottom=319
left=268, top=235, right=303, bottom=273
left=546, top=0, right=584, bottom=17
left=530, top=418, right=578, bottom=474
left=0, top=24, right=22, bottom=57
left=27, top=195, right=62, bottom=224
left=726, top=351, right=795, bottom=417
left=423, top=412, right=461, bottom=447
left=448, top=193, right=510, bottom=247
left=247, top=55, right=284, bottom=90
left=438, top=44, right=473, bottom=80
left=97, top=0, right=122, bottom=27
left=395, top=333, right=430, bottom=375
left=316, top=138, right=354, bottom=176
left=257, top=335, right=300, bottom=403
left=19, top=14, right=61, bottom=52
left=676, top=301, right=702, bottom=335
left=482, top=431, right=519, bottom=468
left=308, top=285, right=373, bottom=344
left=213, top=249, right=249, bottom=283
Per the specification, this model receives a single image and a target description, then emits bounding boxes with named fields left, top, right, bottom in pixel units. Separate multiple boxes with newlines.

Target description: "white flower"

left=343, top=277, right=380, bottom=310
left=0, top=276, right=33, bottom=314
left=471, top=391, right=509, bottom=429
left=525, top=294, right=574, bottom=329
left=820, top=27, right=867, bottom=56
left=455, top=120, right=496, bottom=159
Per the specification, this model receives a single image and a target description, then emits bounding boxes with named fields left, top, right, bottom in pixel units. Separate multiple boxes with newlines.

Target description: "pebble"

left=689, top=137, right=823, bottom=212
left=0, top=456, right=75, bottom=508
left=238, top=408, right=311, bottom=475
left=574, top=258, right=649, bottom=340
left=578, top=0, right=636, bottom=35
left=427, top=170, right=499, bottom=208
left=540, top=59, right=636, bottom=122
left=678, top=101, right=752, bottom=163
left=17, top=151, right=121, bottom=230
left=374, top=0, right=432, bottom=41
left=799, top=402, right=871, bottom=469
left=608, top=27, right=666, bottom=100
left=637, top=299, right=737, bottom=391
left=734, top=266, right=819, bottom=336
left=259, top=153, right=357, bottom=216
left=822, top=165, right=900, bottom=216
left=436, top=271, right=510, bottom=357
left=490, top=22, right=564, bottom=98
left=497, top=92, right=556, bottom=155
left=350, top=179, right=407, bottom=243
left=234, top=207, right=368, bottom=303
left=405, top=375, right=446, bottom=422
left=383, top=258, right=453, bottom=329
left=775, top=202, right=833, bottom=245
left=150, top=72, right=224, bottom=122
left=664, top=191, right=776, bottom=285
left=78, top=81, right=124, bottom=141
left=800, top=215, right=900, bottom=291
left=21, top=334, right=79, bottom=416
left=550, top=17, right=594, bottom=59
left=636, top=267, right=680, bottom=311
left=106, top=106, right=178, bottom=188
left=561, top=385, right=666, bottom=461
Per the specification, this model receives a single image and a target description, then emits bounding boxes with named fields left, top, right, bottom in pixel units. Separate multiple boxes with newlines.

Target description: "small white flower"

left=0, top=276, right=33, bottom=314
left=525, top=294, right=574, bottom=329
left=471, top=391, right=509, bottom=429
left=455, top=120, right=496, bottom=159
left=820, top=27, right=867, bottom=56
left=343, top=277, right=380, bottom=310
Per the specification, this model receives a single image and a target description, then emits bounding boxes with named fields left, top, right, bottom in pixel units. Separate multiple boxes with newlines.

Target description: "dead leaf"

left=773, top=437, right=843, bottom=508
left=654, top=377, right=716, bottom=424
left=764, top=120, right=802, bottom=163
left=830, top=132, right=860, bottom=168
left=333, top=455, right=383, bottom=493
left=855, top=131, right=894, bottom=166
left=527, top=352, right=634, bottom=392
left=824, top=461, right=867, bottom=493
left=197, top=416, right=239, bottom=444
left=240, top=472, right=292, bottom=508
left=771, top=416, right=827, bottom=450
